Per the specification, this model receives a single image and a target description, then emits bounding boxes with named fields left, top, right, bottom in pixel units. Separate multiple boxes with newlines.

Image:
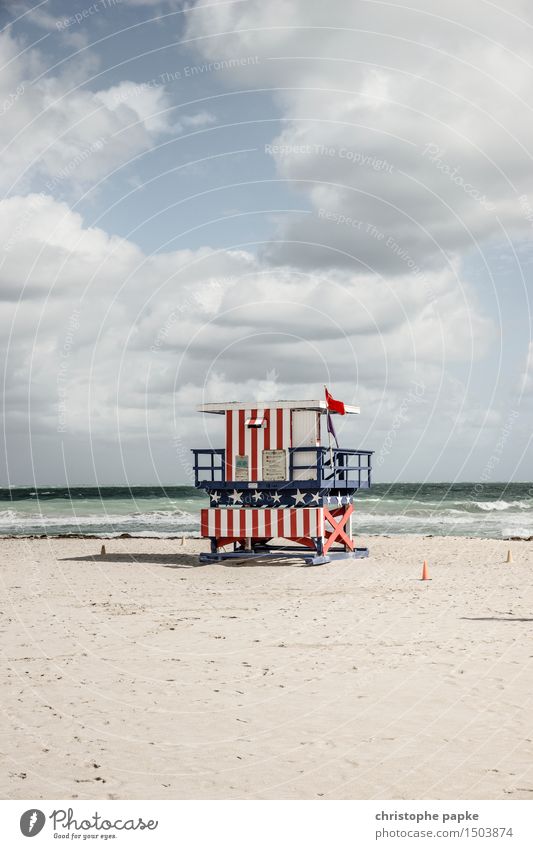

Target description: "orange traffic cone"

left=421, top=559, right=430, bottom=580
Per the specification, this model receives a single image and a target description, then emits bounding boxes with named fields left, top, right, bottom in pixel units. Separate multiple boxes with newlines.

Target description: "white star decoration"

left=310, top=492, right=320, bottom=504
left=210, top=491, right=220, bottom=504
left=293, top=489, right=306, bottom=505
left=252, top=490, right=262, bottom=503
left=271, top=491, right=281, bottom=504
left=230, top=489, right=242, bottom=504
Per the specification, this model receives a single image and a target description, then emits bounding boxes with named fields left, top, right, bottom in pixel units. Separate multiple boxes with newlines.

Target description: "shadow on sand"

left=59, top=553, right=308, bottom=569
left=60, top=553, right=202, bottom=569
left=461, top=617, right=533, bottom=622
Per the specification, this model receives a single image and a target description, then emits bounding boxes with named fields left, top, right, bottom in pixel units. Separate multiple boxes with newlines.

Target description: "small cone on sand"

left=421, top=559, right=430, bottom=580
left=506, top=549, right=513, bottom=563
left=100, top=544, right=106, bottom=556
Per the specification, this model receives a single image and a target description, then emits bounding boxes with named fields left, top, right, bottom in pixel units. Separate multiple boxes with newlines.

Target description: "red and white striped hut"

left=192, top=394, right=373, bottom=565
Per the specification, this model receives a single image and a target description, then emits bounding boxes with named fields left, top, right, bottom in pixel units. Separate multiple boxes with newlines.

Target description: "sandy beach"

left=1, top=535, right=532, bottom=800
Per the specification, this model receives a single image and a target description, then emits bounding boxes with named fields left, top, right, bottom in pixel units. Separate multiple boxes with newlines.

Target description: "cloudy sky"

left=1, top=0, right=532, bottom=485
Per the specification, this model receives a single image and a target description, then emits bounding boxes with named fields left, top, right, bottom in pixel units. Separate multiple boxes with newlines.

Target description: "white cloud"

left=0, top=30, right=173, bottom=196
left=520, top=341, right=533, bottom=395
left=2, top=3, right=528, bottom=482
left=179, top=110, right=216, bottom=128
left=21, top=7, right=62, bottom=31
left=185, top=0, right=533, bottom=272
left=94, top=80, right=174, bottom=135
left=1, top=193, right=491, bottom=465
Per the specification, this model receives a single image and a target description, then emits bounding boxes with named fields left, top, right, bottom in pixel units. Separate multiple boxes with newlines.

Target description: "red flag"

left=325, top=387, right=345, bottom=415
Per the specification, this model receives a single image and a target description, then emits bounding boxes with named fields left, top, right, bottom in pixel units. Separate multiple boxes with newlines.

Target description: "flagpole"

left=324, top=385, right=334, bottom=471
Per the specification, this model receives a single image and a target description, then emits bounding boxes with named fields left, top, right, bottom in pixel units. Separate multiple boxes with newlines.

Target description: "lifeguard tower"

left=192, top=396, right=373, bottom=565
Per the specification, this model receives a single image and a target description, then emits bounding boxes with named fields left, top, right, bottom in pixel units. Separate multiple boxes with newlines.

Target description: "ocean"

left=1, top=482, right=532, bottom=539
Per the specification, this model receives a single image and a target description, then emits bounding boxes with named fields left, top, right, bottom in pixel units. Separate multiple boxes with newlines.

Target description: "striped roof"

left=198, top=399, right=360, bottom=415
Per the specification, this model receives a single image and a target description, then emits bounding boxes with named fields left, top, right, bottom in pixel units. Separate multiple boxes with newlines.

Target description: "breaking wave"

left=1, top=483, right=532, bottom=539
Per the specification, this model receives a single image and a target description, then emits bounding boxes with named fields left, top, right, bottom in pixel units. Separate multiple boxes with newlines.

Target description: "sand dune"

left=0, top=535, right=532, bottom=800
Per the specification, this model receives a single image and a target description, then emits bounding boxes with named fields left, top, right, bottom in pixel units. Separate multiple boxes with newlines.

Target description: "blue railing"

left=192, top=446, right=372, bottom=489
left=289, top=447, right=372, bottom=489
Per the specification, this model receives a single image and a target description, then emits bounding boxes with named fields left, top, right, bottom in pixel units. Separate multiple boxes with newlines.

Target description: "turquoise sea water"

left=1, top=483, right=532, bottom=539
